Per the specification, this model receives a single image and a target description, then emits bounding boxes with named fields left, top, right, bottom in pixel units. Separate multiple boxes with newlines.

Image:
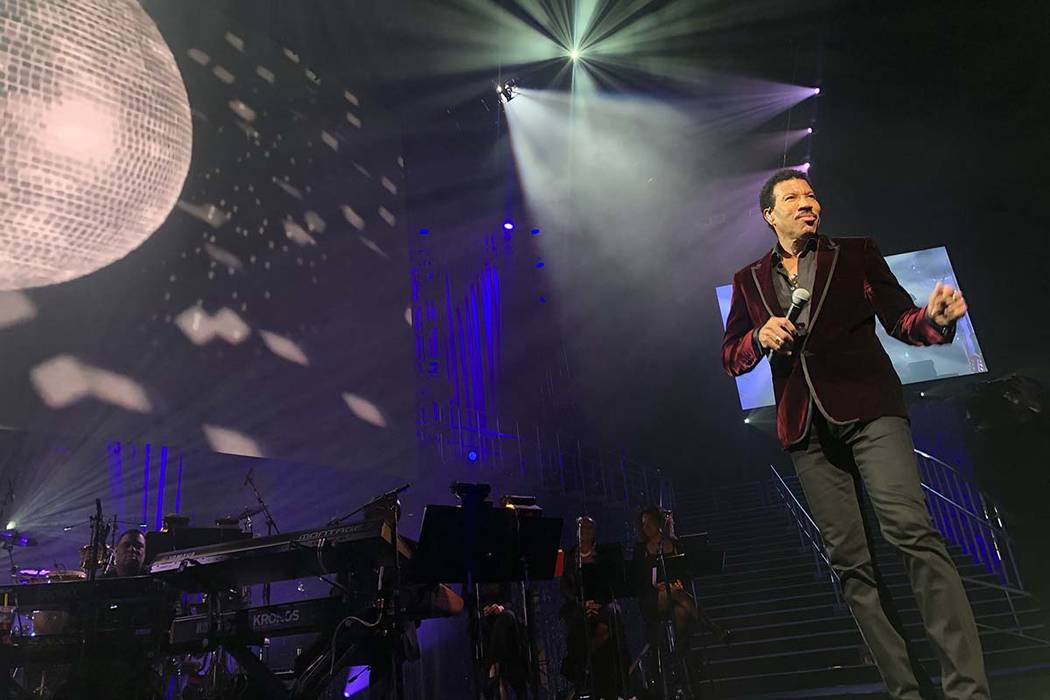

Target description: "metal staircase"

left=673, top=455, right=1050, bottom=699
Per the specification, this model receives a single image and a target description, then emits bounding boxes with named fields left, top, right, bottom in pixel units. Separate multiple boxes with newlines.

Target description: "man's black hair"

left=759, top=168, right=812, bottom=214
left=116, top=528, right=145, bottom=545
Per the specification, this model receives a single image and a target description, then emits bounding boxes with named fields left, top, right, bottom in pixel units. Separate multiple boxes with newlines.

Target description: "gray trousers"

left=789, top=412, right=990, bottom=700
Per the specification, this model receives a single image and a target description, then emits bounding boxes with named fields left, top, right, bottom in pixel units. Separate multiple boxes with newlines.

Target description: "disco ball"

left=0, top=0, right=193, bottom=290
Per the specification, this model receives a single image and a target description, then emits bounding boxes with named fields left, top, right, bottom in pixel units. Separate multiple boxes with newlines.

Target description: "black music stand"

left=632, top=539, right=726, bottom=700
left=678, top=534, right=726, bottom=579
left=414, top=503, right=562, bottom=699
left=578, top=543, right=632, bottom=605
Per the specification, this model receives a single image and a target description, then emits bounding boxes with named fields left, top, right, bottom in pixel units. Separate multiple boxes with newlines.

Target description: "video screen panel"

left=715, top=246, right=987, bottom=410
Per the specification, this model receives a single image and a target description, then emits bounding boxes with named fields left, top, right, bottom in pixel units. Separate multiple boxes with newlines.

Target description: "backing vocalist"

left=720, top=169, right=988, bottom=700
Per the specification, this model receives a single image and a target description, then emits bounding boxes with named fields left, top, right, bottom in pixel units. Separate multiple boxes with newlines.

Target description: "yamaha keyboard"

left=149, top=518, right=403, bottom=590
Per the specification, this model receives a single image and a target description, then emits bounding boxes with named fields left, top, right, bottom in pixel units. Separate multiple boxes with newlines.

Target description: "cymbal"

left=1, top=529, right=38, bottom=547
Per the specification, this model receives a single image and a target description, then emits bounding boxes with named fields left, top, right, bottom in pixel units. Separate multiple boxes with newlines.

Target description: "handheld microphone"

left=766, top=288, right=811, bottom=358
left=786, top=287, right=811, bottom=324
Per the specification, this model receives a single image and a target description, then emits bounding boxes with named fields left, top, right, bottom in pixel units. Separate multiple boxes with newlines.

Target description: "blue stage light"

left=531, top=228, right=541, bottom=235
left=467, top=450, right=479, bottom=462
left=503, top=221, right=514, bottom=231
left=419, top=228, right=430, bottom=235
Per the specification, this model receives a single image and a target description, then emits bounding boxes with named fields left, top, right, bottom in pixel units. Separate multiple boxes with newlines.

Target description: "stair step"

left=671, top=477, right=1050, bottom=699
left=700, top=623, right=1046, bottom=663
left=696, top=609, right=1048, bottom=646
left=698, top=560, right=992, bottom=599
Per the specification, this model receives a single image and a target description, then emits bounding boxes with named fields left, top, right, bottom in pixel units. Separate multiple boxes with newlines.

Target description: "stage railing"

left=913, top=449, right=1019, bottom=587
left=417, top=402, right=673, bottom=512
left=769, top=453, right=1049, bottom=646
left=768, top=465, right=843, bottom=609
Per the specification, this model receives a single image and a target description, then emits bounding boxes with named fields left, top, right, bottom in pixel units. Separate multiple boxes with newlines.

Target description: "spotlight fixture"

left=503, top=221, right=514, bottom=231
left=497, top=78, right=520, bottom=104
left=569, top=48, right=582, bottom=62
left=812, top=87, right=821, bottom=95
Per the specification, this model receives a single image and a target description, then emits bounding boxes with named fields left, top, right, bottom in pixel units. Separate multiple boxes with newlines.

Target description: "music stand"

left=678, top=533, right=726, bottom=578
left=579, top=543, right=631, bottom=605
left=415, top=504, right=562, bottom=699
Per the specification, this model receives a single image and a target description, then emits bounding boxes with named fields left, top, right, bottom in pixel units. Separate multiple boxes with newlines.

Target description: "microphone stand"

left=654, top=529, right=691, bottom=700
left=512, top=507, right=539, bottom=699
left=389, top=495, right=405, bottom=700
left=1, top=482, right=16, bottom=585
left=87, top=499, right=107, bottom=583
left=244, top=469, right=279, bottom=610
left=575, top=520, right=595, bottom=698
left=327, top=483, right=411, bottom=526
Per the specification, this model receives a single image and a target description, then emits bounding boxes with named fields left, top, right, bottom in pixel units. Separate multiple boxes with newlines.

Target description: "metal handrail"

left=768, top=465, right=834, bottom=570
left=913, top=449, right=1026, bottom=590
left=768, top=465, right=844, bottom=612
left=770, top=457, right=1049, bottom=647
left=918, top=483, right=1009, bottom=536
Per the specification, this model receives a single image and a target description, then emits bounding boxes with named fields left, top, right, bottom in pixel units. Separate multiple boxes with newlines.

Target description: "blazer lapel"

left=750, top=254, right=783, bottom=318
left=806, top=235, right=840, bottom=333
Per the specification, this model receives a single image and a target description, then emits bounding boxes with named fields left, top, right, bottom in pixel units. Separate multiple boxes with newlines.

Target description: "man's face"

left=114, top=533, right=146, bottom=576
left=764, top=178, right=821, bottom=241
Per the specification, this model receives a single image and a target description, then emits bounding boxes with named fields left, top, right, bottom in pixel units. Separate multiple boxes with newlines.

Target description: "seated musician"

left=49, top=529, right=157, bottom=699
left=633, top=505, right=728, bottom=694
left=476, top=581, right=529, bottom=700
left=104, top=528, right=147, bottom=577
left=559, top=516, right=628, bottom=700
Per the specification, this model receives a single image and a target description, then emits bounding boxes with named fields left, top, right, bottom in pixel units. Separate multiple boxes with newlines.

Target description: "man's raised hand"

left=926, top=281, right=968, bottom=327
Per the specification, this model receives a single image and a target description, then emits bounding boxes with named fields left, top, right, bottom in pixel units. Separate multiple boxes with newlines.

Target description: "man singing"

left=721, top=169, right=989, bottom=699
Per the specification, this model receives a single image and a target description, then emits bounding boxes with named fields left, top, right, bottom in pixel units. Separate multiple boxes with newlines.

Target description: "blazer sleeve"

left=721, top=271, right=763, bottom=376
left=862, top=238, right=955, bottom=346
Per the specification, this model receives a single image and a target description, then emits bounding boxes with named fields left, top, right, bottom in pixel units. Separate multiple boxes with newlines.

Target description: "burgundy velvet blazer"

left=721, top=235, right=954, bottom=448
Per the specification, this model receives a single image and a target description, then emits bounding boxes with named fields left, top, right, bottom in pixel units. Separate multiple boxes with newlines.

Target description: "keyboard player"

left=297, top=498, right=464, bottom=699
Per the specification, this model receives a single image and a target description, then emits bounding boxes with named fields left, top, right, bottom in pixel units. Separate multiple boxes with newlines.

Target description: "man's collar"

left=771, top=233, right=818, bottom=262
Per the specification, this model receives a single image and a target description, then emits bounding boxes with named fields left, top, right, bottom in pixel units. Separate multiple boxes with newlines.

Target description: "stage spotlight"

left=743, top=417, right=750, bottom=424
left=812, top=87, right=821, bottom=95
left=503, top=221, right=515, bottom=231
left=467, top=449, right=479, bottom=462
left=531, top=228, right=541, bottom=235
left=801, top=161, right=812, bottom=172
left=569, top=48, right=582, bottom=62
left=5, top=520, right=14, bottom=530
left=498, top=78, right=520, bottom=104
left=807, top=127, right=814, bottom=134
